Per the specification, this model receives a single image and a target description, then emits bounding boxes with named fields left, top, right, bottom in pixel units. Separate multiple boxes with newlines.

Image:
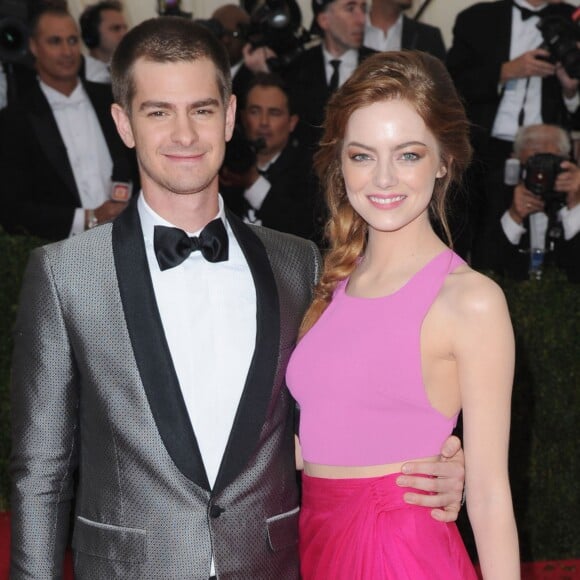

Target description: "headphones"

left=80, top=4, right=102, bottom=49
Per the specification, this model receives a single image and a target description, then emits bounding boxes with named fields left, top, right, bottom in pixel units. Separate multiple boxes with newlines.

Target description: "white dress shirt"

left=501, top=203, right=580, bottom=250
left=322, top=46, right=359, bottom=89
left=364, top=12, right=403, bottom=52
left=84, top=54, right=111, bottom=84
left=242, top=150, right=283, bottom=225
left=40, top=79, right=113, bottom=236
left=137, top=194, right=257, bottom=489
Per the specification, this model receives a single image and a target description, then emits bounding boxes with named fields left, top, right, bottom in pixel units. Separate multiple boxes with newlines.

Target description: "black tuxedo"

left=282, top=44, right=376, bottom=148
left=400, top=15, right=446, bottom=61
left=0, top=78, right=137, bottom=241
left=446, top=0, right=577, bottom=153
left=221, top=138, right=318, bottom=240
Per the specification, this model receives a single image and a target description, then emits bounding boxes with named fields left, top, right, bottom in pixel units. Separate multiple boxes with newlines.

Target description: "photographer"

left=486, top=124, right=580, bottom=281
left=220, top=73, right=318, bottom=240
left=447, top=0, right=580, bottom=263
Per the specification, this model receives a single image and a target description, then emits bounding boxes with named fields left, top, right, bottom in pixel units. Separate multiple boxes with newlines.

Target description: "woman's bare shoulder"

left=440, top=263, right=509, bottom=321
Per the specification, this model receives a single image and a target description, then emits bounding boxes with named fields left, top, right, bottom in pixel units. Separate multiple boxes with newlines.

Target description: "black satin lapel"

left=26, top=88, right=79, bottom=203
left=213, top=211, right=281, bottom=495
left=112, top=198, right=210, bottom=491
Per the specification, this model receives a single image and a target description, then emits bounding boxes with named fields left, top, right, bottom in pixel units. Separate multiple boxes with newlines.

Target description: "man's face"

left=242, top=85, right=298, bottom=159
left=111, top=58, right=236, bottom=205
left=318, top=0, right=367, bottom=56
left=29, top=13, right=81, bottom=88
left=97, top=9, right=128, bottom=59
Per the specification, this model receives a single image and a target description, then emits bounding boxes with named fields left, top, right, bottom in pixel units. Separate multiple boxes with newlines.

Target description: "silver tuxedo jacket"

left=10, top=200, right=321, bottom=579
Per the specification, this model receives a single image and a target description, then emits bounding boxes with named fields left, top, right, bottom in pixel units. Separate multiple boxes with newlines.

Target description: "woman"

left=286, top=51, right=519, bottom=579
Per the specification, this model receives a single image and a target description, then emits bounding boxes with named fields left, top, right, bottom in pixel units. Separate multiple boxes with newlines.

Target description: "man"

left=211, top=4, right=250, bottom=73
left=0, top=5, right=135, bottom=241
left=221, top=73, right=317, bottom=239
left=209, top=4, right=255, bottom=105
left=446, top=0, right=579, bottom=264
left=282, top=0, right=375, bottom=147
left=80, top=1, right=128, bottom=84
left=364, top=0, right=446, bottom=60
left=10, top=17, right=465, bottom=579
left=479, top=123, right=580, bottom=282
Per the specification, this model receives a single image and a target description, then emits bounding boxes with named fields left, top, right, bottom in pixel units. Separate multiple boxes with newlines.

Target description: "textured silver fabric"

left=10, top=221, right=321, bottom=579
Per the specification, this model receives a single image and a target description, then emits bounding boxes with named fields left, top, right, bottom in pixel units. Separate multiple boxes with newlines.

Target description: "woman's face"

left=341, top=98, right=446, bottom=235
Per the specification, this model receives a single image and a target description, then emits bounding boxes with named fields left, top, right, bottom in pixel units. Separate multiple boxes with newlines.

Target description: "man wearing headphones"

left=80, top=1, right=128, bottom=84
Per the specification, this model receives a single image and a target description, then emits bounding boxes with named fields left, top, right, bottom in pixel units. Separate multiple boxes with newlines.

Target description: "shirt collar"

left=138, top=193, right=228, bottom=242
left=513, top=0, right=548, bottom=11
left=322, top=45, right=358, bottom=68
left=365, top=11, right=404, bottom=35
left=39, top=78, right=86, bottom=109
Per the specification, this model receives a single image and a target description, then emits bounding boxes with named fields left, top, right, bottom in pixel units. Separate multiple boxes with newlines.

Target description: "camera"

left=243, top=0, right=311, bottom=71
left=537, top=14, right=580, bottom=79
left=522, top=152, right=567, bottom=205
left=0, top=0, right=29, bottom=64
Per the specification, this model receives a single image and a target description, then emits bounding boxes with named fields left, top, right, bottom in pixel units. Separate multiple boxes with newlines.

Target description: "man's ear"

left=110, top=103, right=135, bottom=149
left=289, top=113, right=299, bottom=134
left=317, top=12, right=329, bottom=33
left=28, top=38, right=37, bottom=60
left=225, top=94, right=237, bottom=143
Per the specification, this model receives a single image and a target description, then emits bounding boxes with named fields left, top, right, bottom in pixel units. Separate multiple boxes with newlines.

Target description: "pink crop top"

left=286, top=249, right=464, bottom=466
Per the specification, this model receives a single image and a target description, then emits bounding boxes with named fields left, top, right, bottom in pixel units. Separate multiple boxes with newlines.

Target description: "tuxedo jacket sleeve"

left=10, top=203, right=322, bottom=578
left=0, top=80, right=137, bottom=241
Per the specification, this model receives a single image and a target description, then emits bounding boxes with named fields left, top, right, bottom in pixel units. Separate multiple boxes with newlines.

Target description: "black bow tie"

left=153, top=219, right=229, bottom=271
left=512, top=1, right=548, bottom=20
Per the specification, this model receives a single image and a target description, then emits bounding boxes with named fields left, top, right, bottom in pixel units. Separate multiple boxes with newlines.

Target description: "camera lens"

left=0, top=18, right=28, bottom=61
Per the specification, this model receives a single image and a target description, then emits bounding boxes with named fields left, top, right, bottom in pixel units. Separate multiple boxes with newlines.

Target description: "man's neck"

left=256, top=147, right=283, bottom=168
left=39, top=75, right=79, bottom=97
left=90, top=48, right=110, bottom=64
left=369, top=2, right=401, bottom=32
left=323, top=38, right=350, bottom=58
left=142, top=186, right=220, bottom=233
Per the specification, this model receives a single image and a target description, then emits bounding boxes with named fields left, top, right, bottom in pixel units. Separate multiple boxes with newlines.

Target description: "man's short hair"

left=80, top=1, right=123, bottom=49
left=28, top=4, right=72, bottom=38
left=110, top=17, right=232, bottom=112
left=514, top=124, right=572, bottom=158
left=243, top=72, right=296, bottom=115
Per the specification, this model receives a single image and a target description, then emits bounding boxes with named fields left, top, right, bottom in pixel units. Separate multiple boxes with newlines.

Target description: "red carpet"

left=0, top=511, right=578, bottom=579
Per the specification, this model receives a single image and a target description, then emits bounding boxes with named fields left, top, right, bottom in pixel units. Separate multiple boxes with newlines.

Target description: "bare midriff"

left=303, top=455, right=439, bottom=479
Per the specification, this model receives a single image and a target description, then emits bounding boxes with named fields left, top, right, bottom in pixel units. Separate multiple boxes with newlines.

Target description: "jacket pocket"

left=266, top=506, right=299, bottom=552
left=72, top=515, right=146, bottom=563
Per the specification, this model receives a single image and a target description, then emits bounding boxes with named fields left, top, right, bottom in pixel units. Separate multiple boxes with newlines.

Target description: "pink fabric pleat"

left=299, top=473, right=478, bottom=580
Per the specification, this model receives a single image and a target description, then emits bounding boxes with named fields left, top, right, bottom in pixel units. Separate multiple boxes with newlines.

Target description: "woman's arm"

left=452, top=272, right=520, bottom=579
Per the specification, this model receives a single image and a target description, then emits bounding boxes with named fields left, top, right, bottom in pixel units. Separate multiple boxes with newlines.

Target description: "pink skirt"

left=299, top=472, right=478, bottom=580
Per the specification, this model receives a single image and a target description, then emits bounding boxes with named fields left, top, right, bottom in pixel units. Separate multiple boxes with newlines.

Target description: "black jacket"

left=0, top=78, right=137, bottom=240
